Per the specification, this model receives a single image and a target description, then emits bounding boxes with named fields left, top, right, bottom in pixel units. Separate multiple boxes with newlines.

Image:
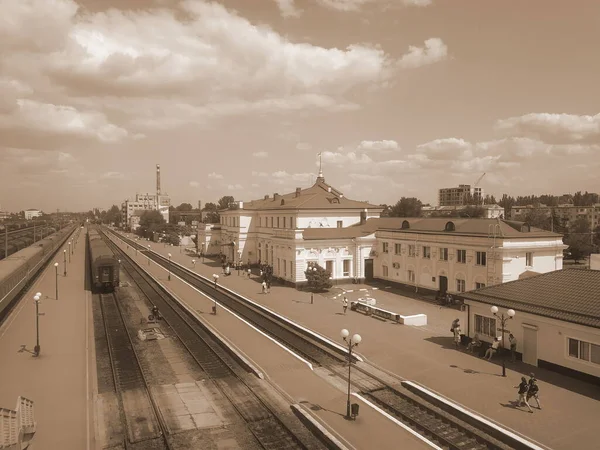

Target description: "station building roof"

left=461, top=269, right=600, bottom=329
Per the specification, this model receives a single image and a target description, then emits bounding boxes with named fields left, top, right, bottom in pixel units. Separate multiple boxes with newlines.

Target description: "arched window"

left=445, top=221, right=456, bottom=232
left=401, top=220, right=410, bottom=229
left=281, top=199, right=285, bottom=205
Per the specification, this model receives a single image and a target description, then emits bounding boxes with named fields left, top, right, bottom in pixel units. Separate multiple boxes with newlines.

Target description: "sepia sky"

left=1, top=0, right=599, bottom=213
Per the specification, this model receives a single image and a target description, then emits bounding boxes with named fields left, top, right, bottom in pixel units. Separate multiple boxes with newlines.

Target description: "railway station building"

left=460, top=269, right=600, bottom=384
left=201, top=171, right=565, bottom=291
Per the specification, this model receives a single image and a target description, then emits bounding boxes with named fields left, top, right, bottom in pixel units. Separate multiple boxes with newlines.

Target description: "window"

left=382, top=265, right=389, bottom=277
left=457, top=249, right=466, bottom=263
left=422, top=246, right=431, bottom=259
left=475, top=314, right=497, bottom=338
left=408, top=245, right=416, bottom=257
left=456, top=278, right=466, bottom=292
left=343, top=259, right=351, bottom=277
left=382, top=242, right=389, bottom=253
left=526, top=252, right=533, bottom=267
left=270, top=217, right=273, bottom=227
left=283, top=259, right=287, bottom=277
left=394, top=243, right=401, bottom=255
left=476, top=251, right=487, bottom=266
left=337, top=220, right=343, bottom=228
left=475, top=282, right=486, bottom=289
left=277, top=217, right=280, bottom=228
left=439, top=247, right=448, bottom=261
left=326, top=260, right=334, bottom=276
left=277, top=258, right=280, bottom=274
left=407, top=270, right=415, bottom=282
left=568, top=338, right=600, bottom=365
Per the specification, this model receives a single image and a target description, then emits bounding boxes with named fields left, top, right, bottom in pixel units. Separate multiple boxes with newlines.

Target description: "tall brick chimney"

left=156, top=164, right=161, bottom=196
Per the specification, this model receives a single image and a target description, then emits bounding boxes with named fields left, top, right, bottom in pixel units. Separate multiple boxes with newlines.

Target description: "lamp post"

left=147, top=244, right=151, bottom=266
left=63, top=249, right=67, bottom=276
left=68, top=241, right=71, bottom=262
left=33, top=292, right=44, bottom=357
left=340, top=329, right=361, bottom=420
left=54, top=262, right=59, bottom=299
left=168, top=253, right=172, bottom=281
left=491, top=305, right=516, bottom=377
left=237, top=250, right=242, bottom=276
left=309, top=263, right=317, bottom=304
left=212, top=274, right=219, bottom=314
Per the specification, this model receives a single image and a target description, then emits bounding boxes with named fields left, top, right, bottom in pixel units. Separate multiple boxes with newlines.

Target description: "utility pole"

left=4, top=224, right=7, bottom=259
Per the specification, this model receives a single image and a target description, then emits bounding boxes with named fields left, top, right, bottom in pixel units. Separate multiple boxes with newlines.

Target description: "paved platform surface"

left=129, top=237, right=600, bottom=450
left=0, top=229, right=94, bottom=450
left=114, top=236, right=433, bottom=450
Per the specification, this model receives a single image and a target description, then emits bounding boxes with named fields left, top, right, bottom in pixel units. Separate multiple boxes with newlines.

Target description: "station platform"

left=121, top=236, right=600, bottom=450
left=112, top=236, right=434, bottom=450
left=0, top=228, right=94, bottom=450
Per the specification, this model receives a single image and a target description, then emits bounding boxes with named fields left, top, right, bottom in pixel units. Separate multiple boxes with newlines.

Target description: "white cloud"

left=227, top=184, right=243, bottom=190
left=321, top=151, right=373, bottom=165
left=494, top=112, right=600, bottom=144
left=189, top=181, right=200, bottom=187
left=100, top=171, right=127, bottom=180
left=274, top=0, right=302, bottom=17
left=397, top=38, right=448, bottom=69
left=358, top=139, right=399, bottom=151
left=208, top=172, right=223, bottom=179
left=251, top=183, right=260, bottom=188
left=403, top=0, right=432, bottom=6
left=296, top=142, right=313, bottom=150
left=349, top=173, right=384, bottom=181
left=252, top=171, right=269, bottom=177
left=316, top=0, right=432, bottom=11
left=252, top=151, right=269, bottom=158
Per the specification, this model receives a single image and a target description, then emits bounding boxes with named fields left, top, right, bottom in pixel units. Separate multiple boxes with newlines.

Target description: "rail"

left=101, top=231, right=320, bottom=450
left=108, top=229, right=547, bottom=450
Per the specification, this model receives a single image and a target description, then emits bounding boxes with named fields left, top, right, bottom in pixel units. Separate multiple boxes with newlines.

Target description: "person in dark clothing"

left=514, top=377, right=533, bottom=413
left=527, top=376, right=541, bottom=409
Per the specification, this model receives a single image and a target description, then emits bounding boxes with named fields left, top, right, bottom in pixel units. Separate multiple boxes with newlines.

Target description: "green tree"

left=137, top=210, right=166, bottom=238
left=104, top=205, right=122, bottom=225
left=304, top=264, right=332, bottom=292
left=458, top=205, right=485, bottom=218
left=564, top=217, right=594, bottom=263
left=176, top=203, right=193, bottom=211
left=514, top=209, right=551, bottom=231
left=388, top=197, right=423, bottom=218
left=217, top=196, right=235, bottom=210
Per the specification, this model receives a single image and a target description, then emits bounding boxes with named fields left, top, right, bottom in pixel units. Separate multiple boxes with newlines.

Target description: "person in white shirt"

left=483, top=337, right=500, bottom=360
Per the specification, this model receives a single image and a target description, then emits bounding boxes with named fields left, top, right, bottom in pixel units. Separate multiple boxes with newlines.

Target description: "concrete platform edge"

left=401, top=380, right=551, bottom=450
left=290, top=403, right=353, bottom=450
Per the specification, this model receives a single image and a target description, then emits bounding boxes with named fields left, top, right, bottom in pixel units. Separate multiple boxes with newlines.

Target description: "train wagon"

left=88, top=228, right=120, bottom=292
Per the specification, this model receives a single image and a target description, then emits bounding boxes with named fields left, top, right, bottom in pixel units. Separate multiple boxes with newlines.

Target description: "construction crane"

left=474, top=172, right=486, bottom=187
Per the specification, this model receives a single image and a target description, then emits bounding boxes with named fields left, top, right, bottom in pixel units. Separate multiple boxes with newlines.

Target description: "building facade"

left=461, top=269, right=600, bottom=384
left=24, top=209, right=42, bottom=220
left=122, top=193, right=171, bottom=229
left=510, top=203, right=600, bottom=232
left=438, top=184, right=484, bottom=206
left=206, top=173, right=383, bottom=284
left=375, top=218, right=566, bottom=295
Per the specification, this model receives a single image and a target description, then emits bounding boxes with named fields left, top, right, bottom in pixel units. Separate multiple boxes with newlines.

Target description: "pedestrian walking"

left=451, top=318, right=460, bottom=333
left=514, top=376, right=534, bottom=413
left=483, top=337, right=500, bottom=360
left=247, top=268, right=251, bottom=278
left=266, top=280, right=271, bottom=294
left=453, top=326, right=462, bottom=349
left=527, top=375, right=541, bottom=409
left=261, top=281, right=267, bottom=294
left=509, top=333, right=517, bottom=362
left=342, top=296, right=348, bottom=314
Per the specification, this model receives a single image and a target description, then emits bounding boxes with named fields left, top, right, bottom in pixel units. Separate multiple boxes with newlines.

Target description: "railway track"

left=102, top=233, right=320, bottom=450
left=98, top=292, right=171, bottom=450
left=106, top=228, right=520, bottom=450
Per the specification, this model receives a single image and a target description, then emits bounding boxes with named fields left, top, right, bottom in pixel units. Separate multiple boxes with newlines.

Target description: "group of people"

left=515, top=374, right=541, bottom=412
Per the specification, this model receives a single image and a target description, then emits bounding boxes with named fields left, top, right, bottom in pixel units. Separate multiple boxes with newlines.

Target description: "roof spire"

left=316, top=152, right=324, bottom=182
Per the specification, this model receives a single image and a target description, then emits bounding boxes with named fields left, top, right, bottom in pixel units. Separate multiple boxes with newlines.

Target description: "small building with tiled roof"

left=460, top=269, right=600, bottom=383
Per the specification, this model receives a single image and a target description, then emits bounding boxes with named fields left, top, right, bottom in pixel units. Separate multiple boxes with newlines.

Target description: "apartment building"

left=438, top=184, right=484, bottom=206
left=511, top=204, right=600, bottom=231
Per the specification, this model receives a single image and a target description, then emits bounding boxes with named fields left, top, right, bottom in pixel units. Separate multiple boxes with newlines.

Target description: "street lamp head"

left=148, top=245, right=151, bottom=248
left=54, top=262, right=58, bottom=267
left=34, top=294, right=40, bottom=301
left=118, top=259, right=121, bottom=264
left=340, top=328, right=349, bottom=339
left=192, top=259, right=195, bottom=263
left=36, top=292, right=42, bottom=298
left=63, top=249, right=66, bottom=253
left=507, top=309, right=516, bottom=318
left=490, top=305, right=499, bottom=315
left=168, top=253, right=172, bottom=257
left=351, top=334, right=362, bottom=345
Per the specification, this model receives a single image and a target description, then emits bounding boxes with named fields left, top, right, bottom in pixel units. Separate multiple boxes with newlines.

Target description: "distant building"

left=0, top=210, right=9, bottom=221
left=122, top=193, right=171, bottom=229
left=24, top=209, right=42, bottom=220
left=421, top=204, right=504, bottom=219
left=510, top=203, right=600, bottom=232
left=438, top=184, right=484, bottom=206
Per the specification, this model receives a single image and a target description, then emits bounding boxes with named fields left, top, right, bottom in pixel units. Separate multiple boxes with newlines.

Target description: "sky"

left=1, top=0, right=599, bottom=213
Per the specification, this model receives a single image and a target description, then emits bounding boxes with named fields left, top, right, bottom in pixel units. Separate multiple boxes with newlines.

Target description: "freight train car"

left=88, top=228, right=120, bottom=292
